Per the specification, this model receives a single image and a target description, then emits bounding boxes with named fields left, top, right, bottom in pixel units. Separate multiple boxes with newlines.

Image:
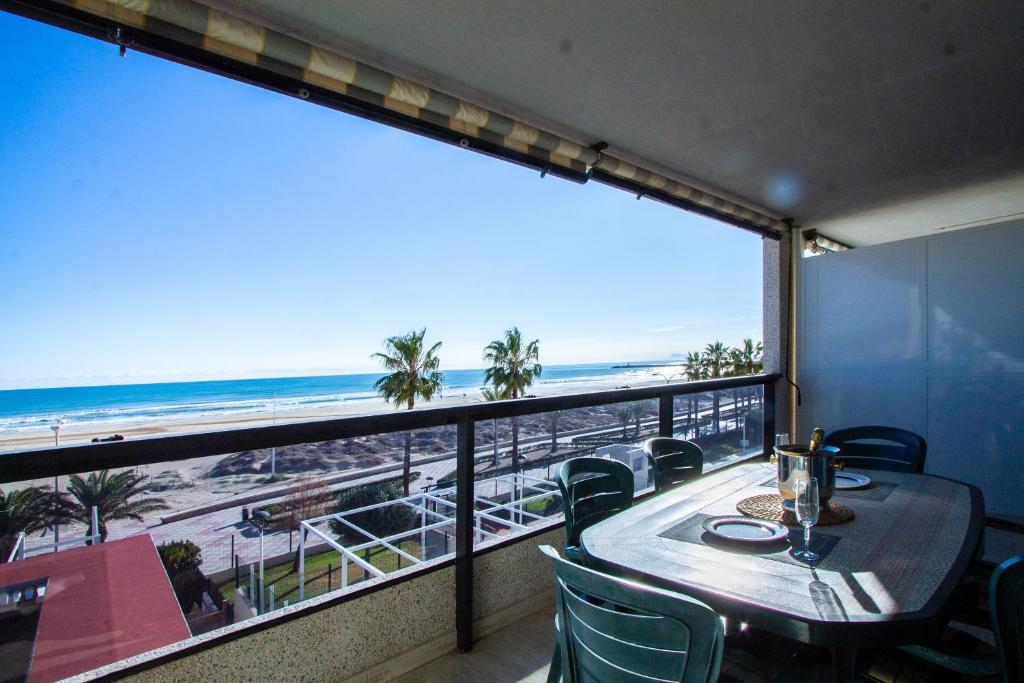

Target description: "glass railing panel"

left=441, top=412, right=566, bottom=552
left=482, top=398, right=660, bottom=516
left=0, top=423, right=461, bottom=679
left=673, top=384, right=765, bottom=470
left=0, top=377, right=771, bottom=680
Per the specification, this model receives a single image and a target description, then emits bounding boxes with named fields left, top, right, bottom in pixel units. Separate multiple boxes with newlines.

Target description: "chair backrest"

left=823, top=425, right=927, bottom=473
left=539, top=544, right=723, bottom=683
left=555, top=457, right=634, bottom=550
left=991, top=555, right=1024, bottom=683
left=643, top=438, right=704, bottom=492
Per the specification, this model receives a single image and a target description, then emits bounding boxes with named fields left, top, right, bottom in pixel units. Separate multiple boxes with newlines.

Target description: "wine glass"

left=795, top=477, right=820, bottom=564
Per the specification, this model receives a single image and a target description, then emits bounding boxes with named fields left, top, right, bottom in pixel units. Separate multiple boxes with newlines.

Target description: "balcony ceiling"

left=209, top=0, right=1024, bottom=246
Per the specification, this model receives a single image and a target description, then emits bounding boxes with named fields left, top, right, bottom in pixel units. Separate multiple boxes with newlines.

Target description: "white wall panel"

left=928, top=376, right=1024, bottom=516
left=798, top=219, right=1024, bottom=517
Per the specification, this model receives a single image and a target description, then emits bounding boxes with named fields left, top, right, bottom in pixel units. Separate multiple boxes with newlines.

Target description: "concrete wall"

left=73, top=527, right=563, bottom=683
left=797, top=219, right=1024, bottom=517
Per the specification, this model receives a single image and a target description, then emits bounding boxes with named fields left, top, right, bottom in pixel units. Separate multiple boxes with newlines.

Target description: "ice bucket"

left=771, top=444, right=841, bottom=510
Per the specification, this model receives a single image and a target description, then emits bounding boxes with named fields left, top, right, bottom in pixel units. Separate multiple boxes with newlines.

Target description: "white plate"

left=834, top=472, right=872, bottom=490
left=702, top=515, right=789, bottom=544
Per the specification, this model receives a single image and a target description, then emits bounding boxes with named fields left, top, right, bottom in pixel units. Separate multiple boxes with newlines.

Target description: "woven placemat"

left=737, top=493, right=854, bottom=526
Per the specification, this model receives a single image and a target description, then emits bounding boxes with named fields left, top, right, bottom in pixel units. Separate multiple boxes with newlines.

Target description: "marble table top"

left=580, top=461, right=983, bottom=645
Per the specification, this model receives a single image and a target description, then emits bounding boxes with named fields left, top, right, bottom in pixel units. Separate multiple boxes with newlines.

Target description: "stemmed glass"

left=794, top=478, right=820, bottom=564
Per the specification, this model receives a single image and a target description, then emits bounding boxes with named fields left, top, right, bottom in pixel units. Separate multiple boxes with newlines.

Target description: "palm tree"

left=730, top=338, right=763, bottom=376
left=542, top=410, right=562, bottom=453
left=1, top=486, right=60, bottom=561
left=480, top=385, right=510, bottom=466
left=729, top=338, right=764, bottom=411
left=704, top=341, right=729, bottom=433
left=65, top=470, right=169, bottom=543
left=631, top=401, right=652, bottom=438
left=372, top=329, right=444, bottom=495
left=683, top=351, right=706, bottom=437
left=616, top=406, right=633, bottom=440
left=483, top=327, right=542, bottom=463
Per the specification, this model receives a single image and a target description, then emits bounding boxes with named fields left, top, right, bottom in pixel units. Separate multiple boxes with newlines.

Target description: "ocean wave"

left=0, top=391, right=382, bottom=432
left=0, top=364, right=668, bottom=433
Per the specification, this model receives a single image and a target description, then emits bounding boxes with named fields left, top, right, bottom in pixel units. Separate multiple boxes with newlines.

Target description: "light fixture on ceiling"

left=802, top=229, right=851, bottom=255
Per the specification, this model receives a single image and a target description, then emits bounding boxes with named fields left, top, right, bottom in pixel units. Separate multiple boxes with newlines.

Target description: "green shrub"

left=158, top=540, right=204, bottom=609
left=329, top=480, right=416, bottom=545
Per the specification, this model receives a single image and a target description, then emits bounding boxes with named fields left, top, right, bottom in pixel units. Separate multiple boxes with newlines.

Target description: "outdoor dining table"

left=579, top=460, right=984, bottom=683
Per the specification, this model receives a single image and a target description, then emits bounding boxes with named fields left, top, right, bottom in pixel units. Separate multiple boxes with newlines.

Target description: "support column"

left=763, top=228, right=795, bottom=442
left=455, top=418, right=475, bottom=652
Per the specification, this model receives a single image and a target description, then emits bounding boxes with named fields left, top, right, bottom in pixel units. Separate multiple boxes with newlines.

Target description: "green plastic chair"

left=643, top=438, right=704, bottom=492
left=540, top=544, right=724, bottom=683
left=901, top=555, right=1024, bottom=682
left=554, top=457, right=634, bottom=564
left=823, top=425, right=927, bottom=473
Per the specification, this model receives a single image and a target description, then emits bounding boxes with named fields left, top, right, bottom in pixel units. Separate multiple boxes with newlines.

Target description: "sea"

left=0, top=362, right=675, bottom=434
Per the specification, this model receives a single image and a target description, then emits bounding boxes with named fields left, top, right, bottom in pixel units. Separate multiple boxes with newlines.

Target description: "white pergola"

left=297, top=473, right=560, bottom=600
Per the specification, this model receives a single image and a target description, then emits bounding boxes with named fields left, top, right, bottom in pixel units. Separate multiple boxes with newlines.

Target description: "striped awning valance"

left=56, top=0, right=787, bottom=236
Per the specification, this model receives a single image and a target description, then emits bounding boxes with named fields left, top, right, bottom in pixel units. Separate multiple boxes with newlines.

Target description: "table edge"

left=580, top=471, right=986, bottom=641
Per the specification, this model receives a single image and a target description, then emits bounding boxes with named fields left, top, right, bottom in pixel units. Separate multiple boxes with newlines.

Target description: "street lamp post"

left=50, top=419, right=65, bottom=546
left=252, top=510, right=271, bottom=612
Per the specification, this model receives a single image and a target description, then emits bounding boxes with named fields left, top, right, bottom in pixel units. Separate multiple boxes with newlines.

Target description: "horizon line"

left=0, top=357, right=681, bottom=393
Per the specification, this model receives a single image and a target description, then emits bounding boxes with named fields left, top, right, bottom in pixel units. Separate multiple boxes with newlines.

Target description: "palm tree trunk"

left=403, top=430, right=412, bottom=496
left=492, top=419, right=500, bottom=467
left=712, top=394, right=720, bottom=434
left=689, top=395, right=695, bottom=437
left=511, top=416, right=519, bottom=464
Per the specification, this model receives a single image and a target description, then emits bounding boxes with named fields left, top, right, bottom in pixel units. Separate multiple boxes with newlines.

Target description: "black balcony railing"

left=0, top=373, right=778, bottom=674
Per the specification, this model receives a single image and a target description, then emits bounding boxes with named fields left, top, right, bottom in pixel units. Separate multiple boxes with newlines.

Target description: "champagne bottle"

left=809, top=427, right=825, bottom=452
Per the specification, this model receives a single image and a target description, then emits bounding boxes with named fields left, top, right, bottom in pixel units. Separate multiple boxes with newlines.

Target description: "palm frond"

left=372, top=329, right=444, bottom=409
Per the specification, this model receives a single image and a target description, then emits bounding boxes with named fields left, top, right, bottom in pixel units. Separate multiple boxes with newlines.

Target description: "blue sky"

left=0, top=12, right=762, bottom=390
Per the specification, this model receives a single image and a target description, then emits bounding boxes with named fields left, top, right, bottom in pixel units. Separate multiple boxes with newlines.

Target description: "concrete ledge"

left=340, top=589, right=554, bottom=683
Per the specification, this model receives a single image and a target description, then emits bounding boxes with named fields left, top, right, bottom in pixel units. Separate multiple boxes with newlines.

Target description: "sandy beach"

left=0, top=376, right=702, bottom=520
left=0, top=376, right=671, bottom=453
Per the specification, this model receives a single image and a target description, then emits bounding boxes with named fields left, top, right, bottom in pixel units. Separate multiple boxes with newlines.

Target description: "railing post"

left=420, top=501, right=427, bottom=561
left=659, top=393, right=674, bottom=438
left=455, top=417, right=475, bottom=652
left=298, top=525, right=306, bottom=602
left=762, top=380, right=776, bottom=456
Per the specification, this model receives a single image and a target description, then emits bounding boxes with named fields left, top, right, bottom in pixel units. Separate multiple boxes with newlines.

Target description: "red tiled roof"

left=0, top=535, right=190, bottom=683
